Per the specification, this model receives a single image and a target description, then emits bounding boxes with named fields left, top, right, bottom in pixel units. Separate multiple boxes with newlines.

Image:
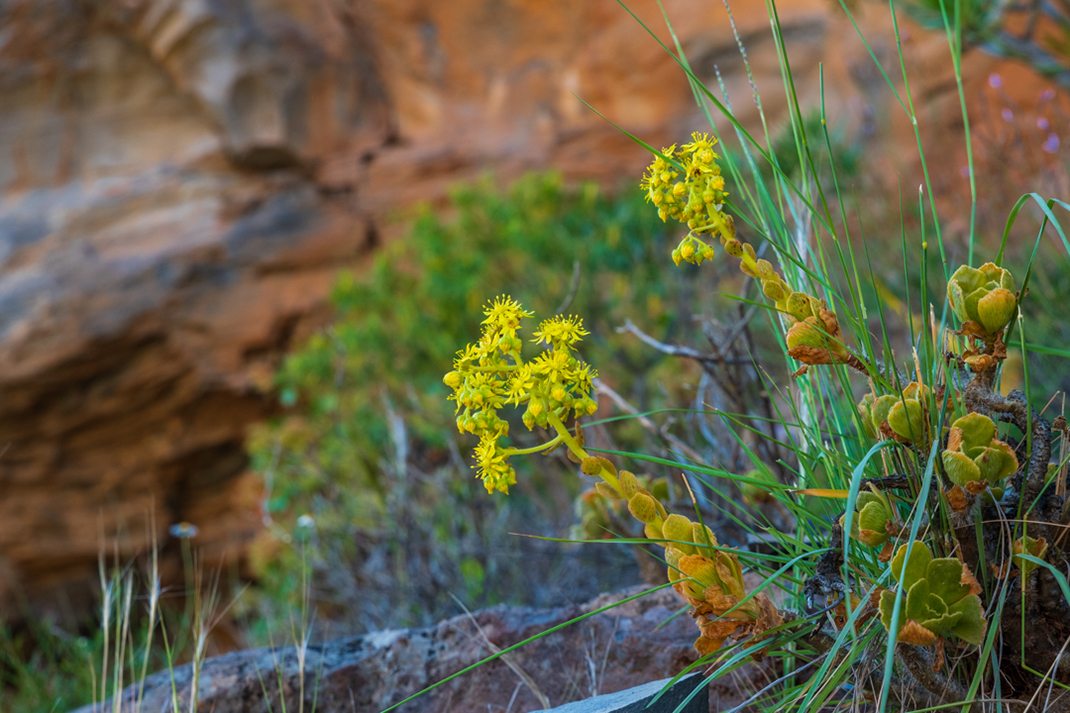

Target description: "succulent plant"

left=941, top=413, right=1019, bottom=488
left=841, top=486, right=896, bottom=547
left=857, top=393, right=880, bottom=438
left=879, top=541, right=986, bottom=646
left=887, top=382, right=930, bottom=442
left=664, top=525, right=782, bottom=654
left=785, top=306, right=852, bottom=367
left=947, top=262, right=1017, bottom=336
left=859, top=384, right=930, bottom=442
left=572, top=474, right=671, bottom=544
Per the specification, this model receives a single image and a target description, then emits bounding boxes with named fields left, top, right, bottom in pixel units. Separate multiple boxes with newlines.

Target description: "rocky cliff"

left=0, top=0, right=1061, bottom=615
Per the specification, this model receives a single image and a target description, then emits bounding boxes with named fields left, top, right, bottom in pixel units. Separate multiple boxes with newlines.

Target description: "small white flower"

left=296, top=514, right=315, bottom=529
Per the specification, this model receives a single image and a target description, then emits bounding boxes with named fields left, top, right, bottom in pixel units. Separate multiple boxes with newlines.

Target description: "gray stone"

left=71, top=586, right=755, bottom=713
left=544, top=675, right=707, bottom=713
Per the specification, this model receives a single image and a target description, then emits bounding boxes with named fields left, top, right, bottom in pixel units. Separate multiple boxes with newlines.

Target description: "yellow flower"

left=445, top=295, right=600, bottom=493
left=532, top=315, right=590, bottom=349
left=640, top=135, right=728, bottom=234
left=506, top=364, right=534, bottom=405
left=482, top=295, right=533, bottom=338
left=474, top=434, right=516, bottom=494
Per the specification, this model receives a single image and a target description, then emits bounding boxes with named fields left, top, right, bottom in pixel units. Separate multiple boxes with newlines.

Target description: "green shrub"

left=244, top=173, right=702, bottom=633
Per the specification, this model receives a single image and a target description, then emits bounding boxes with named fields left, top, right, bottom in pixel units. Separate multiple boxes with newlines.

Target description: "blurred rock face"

left=0, top=0, right=1059, bottom=615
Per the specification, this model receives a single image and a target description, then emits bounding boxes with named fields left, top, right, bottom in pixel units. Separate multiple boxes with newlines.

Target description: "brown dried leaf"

left=945, top=484, right=968, bottom=512
left=694, top=635, right=727, bottom=656
left=964, top=480, right=988, bottom=495
left=961, top=564, right=983, bottom=597
left=788, top=345, right=836, bottom=366
left=946, top=427, right=964, bottom=453
left=878, top=541, right=895, bottom=563
left=898, top=620, right=937, bottom=646
left=956, top=321, right=990, bottom=340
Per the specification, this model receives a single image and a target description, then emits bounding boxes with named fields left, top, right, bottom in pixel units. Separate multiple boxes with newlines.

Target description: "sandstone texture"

left=72, top=586, right=765, bottom=713
left=0, top=0, right=1065, bottom=613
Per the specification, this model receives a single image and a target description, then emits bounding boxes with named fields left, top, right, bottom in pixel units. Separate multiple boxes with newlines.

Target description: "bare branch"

left=617, top=319, right=751, bottom=366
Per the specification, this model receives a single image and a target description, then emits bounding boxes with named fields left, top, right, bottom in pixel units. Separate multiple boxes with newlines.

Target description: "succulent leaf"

left=888, top=399, right=925, bottom=441
left=947, top=262, right=1017, bottom=335
left=942, top=413, right=1018, bottom=487
left=880, top=541, right=986, bottom=645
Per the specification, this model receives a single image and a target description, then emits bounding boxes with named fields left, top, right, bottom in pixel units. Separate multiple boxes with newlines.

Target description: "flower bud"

left=443, top=371, right=462, bottom=388
left=680, top=240, right=696, bottom=261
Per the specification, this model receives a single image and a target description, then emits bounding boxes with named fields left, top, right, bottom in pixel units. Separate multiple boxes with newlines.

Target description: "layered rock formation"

left=0, top=0, right=1064, bottom=615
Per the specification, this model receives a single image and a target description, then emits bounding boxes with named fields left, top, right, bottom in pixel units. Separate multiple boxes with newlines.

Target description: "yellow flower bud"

left=443, top=371, right=462, bottom=388
left=551, top=385, right=567, bottom=402
left=680, top=241, right=696, bottom=261
left=672, top=182, right=687, bottom=197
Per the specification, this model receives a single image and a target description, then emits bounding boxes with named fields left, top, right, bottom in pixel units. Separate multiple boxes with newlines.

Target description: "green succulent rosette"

left=879, top=541, right=986, bottom=646
left=840, top=486, right=895, bottom=547
left=888, top=382, right=930, bottom=442
left=860, top=383, right=930, bottom=442
left=947, top=262, right=1017, bottom=336
left=858, top=384, right=929, bottom=442
left=941, top=413, right=1019, bottom=488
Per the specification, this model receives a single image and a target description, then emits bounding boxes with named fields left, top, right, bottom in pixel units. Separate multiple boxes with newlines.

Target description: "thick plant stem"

left=546, top=412, right=621, bottom=493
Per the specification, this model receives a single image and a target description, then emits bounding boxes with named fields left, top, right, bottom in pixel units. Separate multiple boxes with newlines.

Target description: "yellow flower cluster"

left=640, top=133, right=729, bottom=261
left=444, top=296, right=599, bottom=494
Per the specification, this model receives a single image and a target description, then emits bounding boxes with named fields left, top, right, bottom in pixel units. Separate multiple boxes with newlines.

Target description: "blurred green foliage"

left=243, top=173, right=693, bottom=634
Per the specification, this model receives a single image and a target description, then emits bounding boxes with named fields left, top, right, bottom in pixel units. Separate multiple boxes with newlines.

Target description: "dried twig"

left=616, top=319, right=751, bottom=366
left=593, top=376, right=706, bottom=464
